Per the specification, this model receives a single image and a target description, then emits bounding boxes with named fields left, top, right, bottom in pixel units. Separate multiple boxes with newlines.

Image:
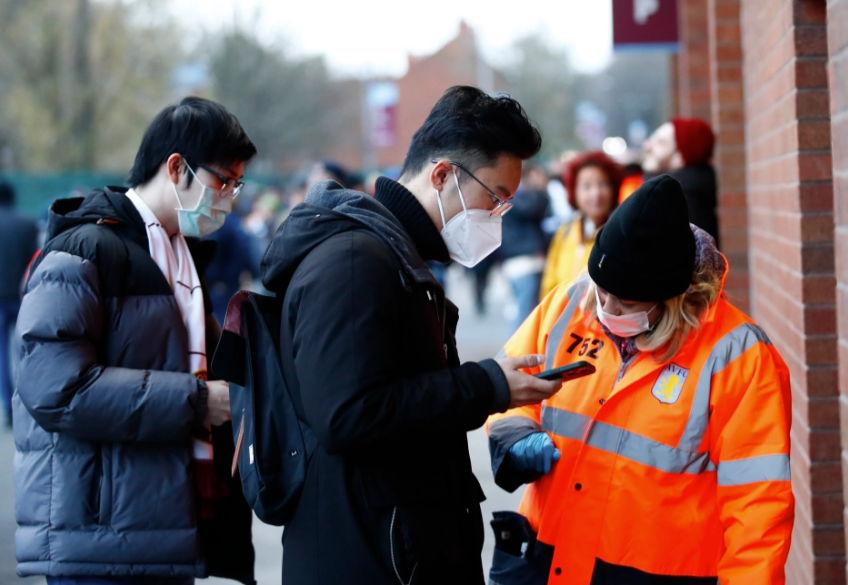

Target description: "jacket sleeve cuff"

left=489, top=417, right=544, bottom=492
left=477, top=358, right=510, bottom=414
left=193, top=378, right=209, bottom=429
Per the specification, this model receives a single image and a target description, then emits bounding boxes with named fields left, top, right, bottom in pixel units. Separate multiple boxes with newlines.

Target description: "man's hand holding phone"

left=497, top=354, right=563, bottom=409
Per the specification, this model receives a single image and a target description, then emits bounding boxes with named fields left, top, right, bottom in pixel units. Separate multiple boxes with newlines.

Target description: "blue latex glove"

left=507, top=432, right=561, bottom=474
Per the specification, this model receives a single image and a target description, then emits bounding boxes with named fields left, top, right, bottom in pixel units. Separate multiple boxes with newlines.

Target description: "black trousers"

left=590, top=558, right=718, bottom=585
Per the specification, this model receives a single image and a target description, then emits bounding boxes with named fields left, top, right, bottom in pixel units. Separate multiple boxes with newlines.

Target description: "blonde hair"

left=581, top=263, right=723, bottom=362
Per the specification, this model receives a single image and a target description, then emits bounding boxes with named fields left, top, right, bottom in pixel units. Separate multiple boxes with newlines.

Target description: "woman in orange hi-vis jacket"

left=486, top=175, right=793, bottom=585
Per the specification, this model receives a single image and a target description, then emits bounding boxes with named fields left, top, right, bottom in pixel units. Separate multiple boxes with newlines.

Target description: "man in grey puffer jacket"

left=13, top=97, right=257, bottom=585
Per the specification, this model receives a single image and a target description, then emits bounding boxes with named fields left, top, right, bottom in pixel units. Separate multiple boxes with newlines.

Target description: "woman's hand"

left=507, top=432, right=560, bottom=474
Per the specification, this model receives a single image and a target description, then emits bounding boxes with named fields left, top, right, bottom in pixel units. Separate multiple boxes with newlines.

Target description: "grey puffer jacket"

left=13, top=187, right=254, bottom=582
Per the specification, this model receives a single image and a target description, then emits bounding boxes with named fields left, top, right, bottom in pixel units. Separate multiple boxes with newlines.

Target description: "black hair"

left=0, top=180, right=14, bottom=206
left=624, top=162, right=644, bottom=176
left=128, top=96, right=257, bottom=188
left=319, top=160, right=350, bottom=188
left=400, top=86, right=541, bottom=181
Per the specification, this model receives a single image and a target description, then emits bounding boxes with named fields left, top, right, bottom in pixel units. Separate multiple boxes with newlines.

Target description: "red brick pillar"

left=741, top=0, right=841, bottom=582
left=677, top=0, right=714, bottom=119
left=707, top=0, right=750, bottom=312
left=669, top=54, right=681, bottom=118
left=829, top=0, right=848, bottom=580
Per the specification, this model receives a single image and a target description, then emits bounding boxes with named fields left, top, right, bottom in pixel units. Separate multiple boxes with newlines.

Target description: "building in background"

left=327, top=21, right=508, bottom=171
left=670, top=1, right=847, bottom=582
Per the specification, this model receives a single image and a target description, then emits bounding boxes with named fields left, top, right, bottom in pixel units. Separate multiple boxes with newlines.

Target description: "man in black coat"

left=643, top=117, right=720, bottom=247
left=500, top=163, right=551, bottom=333
left=261, top=86, right=562, bottom=585
left=0, top=181, right=38, bottom=427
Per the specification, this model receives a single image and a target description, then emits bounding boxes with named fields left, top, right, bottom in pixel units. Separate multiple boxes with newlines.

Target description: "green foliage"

left=503, top=34, right=579, bottom=160
left=502, top=35, right=671, bottom=160
left=0, top=0, right=179, bottom=172
left=573, top=52, right=671, bottom=145
left=208, top=27, right=346, bottom=171
left=0, top=1, right=353, bottom=174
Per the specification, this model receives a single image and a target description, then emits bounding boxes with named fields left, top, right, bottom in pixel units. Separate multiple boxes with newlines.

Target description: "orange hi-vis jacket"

left=486, top=276, right=794, bottom=585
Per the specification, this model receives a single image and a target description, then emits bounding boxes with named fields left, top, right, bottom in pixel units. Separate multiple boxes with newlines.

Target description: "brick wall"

left=677, top=0, right=715, bottom=119
left=740, top=0, right=840, bottom=582
left=829, top=0, right=848, bottom=581
left=678, top=0, right=751, bottom=312
left=669, top=54, right=681, bottom=118
left=707, top=0, right=750, bottom=312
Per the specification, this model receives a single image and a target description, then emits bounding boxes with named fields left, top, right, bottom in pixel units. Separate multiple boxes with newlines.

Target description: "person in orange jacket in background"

left=486, top=175, right=794, bottom=585
left=617, top=162, right=644, bottom=204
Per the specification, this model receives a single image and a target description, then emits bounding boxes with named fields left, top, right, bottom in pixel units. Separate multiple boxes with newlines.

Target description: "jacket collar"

left=373, top=177, right=449, bottom=264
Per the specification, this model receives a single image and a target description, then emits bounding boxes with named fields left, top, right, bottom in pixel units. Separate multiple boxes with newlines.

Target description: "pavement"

left=0, top=265, right=524, bottom=585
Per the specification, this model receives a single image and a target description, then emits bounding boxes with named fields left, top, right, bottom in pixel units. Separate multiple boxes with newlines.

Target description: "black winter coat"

left=669, top=164, right=720, bottom=248
left=0, top=206, right=38, bottom=300
left=499, top=187, right=550, bottom=260
left=261, top=178, right=510, bottom=585
left=14, top=187, right=253, bottom=582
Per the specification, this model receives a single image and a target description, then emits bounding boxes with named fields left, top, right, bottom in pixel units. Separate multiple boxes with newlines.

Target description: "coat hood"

left=44, top=185, right=216, bottom=273
left=692, top=223, right=727, bottom=287
left=261, top=180, right=440, bottom=294
left=46, top=186, right=145, bottom=246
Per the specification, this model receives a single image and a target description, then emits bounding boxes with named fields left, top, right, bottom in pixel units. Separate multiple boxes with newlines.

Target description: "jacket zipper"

left=232, top=410, right=245, bottom=477
left=390, top=506, right=418, bottom=585
left=614, top=339, right=640, bottom=384
left=441, top=299, right=447, bottom=360
left=427, top=289, right=448, bottom=359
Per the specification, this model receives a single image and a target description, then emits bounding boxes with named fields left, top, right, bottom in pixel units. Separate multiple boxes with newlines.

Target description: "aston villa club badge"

left=651, top=363, right=689, bottom=404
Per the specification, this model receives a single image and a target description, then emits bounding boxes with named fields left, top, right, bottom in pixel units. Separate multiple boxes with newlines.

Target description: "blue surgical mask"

left=172, top=163, right=232, bottom=238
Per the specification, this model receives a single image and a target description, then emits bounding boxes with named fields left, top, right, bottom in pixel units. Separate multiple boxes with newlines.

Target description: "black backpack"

left=211, top=291, right=316, bottom=526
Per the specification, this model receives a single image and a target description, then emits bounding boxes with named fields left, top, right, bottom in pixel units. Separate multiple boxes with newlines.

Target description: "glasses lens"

left=491, top=201, right=512, bottom=217
left=199, top=164, right=242, bottom=197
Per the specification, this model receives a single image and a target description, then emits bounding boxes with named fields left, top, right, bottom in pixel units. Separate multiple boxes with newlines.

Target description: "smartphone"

left=534, top=361, right=596, bottom=382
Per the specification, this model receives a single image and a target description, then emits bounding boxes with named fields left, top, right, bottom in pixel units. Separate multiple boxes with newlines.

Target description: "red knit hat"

left=671, top=118, right=715, bottom=166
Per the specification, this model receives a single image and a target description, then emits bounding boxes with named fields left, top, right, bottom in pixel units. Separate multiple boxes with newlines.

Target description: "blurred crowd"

left=0, top=116, right=718, bottom=430
left=466, top=116, right=718, bottom=334
left=200, top=115, right=719, bottom=338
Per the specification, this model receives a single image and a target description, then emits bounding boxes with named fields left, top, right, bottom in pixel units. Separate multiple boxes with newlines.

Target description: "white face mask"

left=594, top=287, right=658, bottom=338
left=434, top=169, right=502, bottom=268
left=172, top=164, right=232, bottom=238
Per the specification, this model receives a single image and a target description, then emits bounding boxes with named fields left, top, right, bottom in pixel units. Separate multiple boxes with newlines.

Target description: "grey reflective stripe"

left=545, top=277, right=590, bottom=369
left=677, top=323, right=772, bottom=452
left=542, top=405, right=715, bottom=475
left=717, top=454, right=790, bottom=486
left=587, top=423, right=714, bottom=474
left=541, top=405, right=592, bottom=441
left=495, top=347, right=507, bottom=359
left=489, top=415, right=541, bottom=436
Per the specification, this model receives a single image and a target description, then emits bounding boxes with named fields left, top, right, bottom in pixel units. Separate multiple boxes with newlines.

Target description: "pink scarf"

left=126, top=190, right=225, bottom=517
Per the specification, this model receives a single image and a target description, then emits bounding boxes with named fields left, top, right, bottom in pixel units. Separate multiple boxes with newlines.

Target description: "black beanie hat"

left=587, top=175, right=695, bottom=302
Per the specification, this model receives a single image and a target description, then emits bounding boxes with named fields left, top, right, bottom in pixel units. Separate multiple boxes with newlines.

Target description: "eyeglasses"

left=198, top=164, right=245, bottom=198
left=431, top=159, right=513, bottom=216
left=184, top=160, right=244, bottom=199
